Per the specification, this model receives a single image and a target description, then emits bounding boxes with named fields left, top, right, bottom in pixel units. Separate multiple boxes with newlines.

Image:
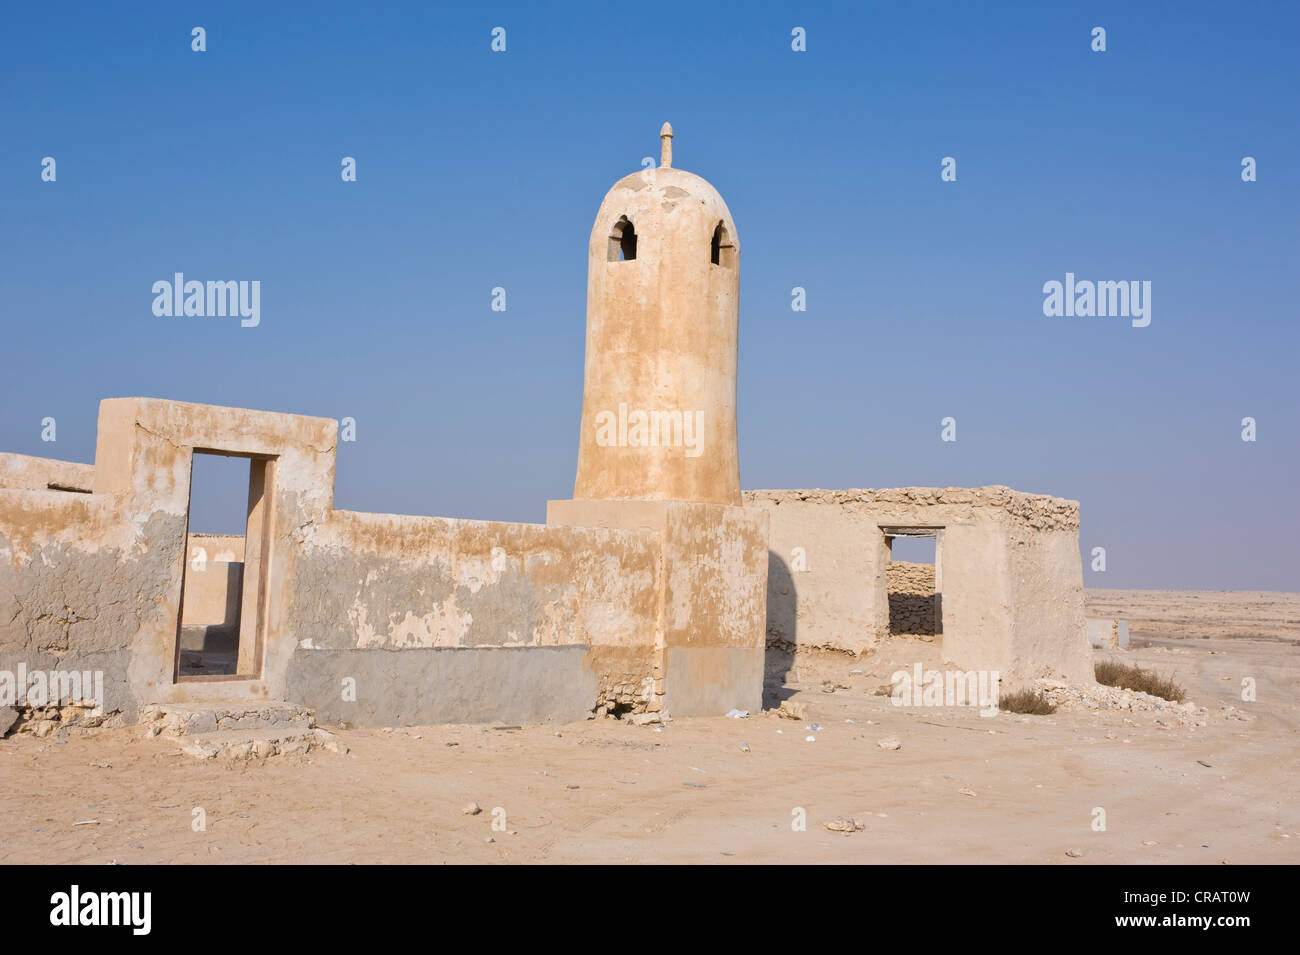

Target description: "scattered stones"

left=176, top=727, right=347, bottom=762
left=823, top=817, right=866, bottom=833
left=776, top=701, right=807, bottom=720
left=1032, top=680, right=1209, bottom=727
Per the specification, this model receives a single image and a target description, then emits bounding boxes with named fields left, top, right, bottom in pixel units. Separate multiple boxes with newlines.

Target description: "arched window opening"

left=608, top=216, right=637, bottom=262
left=710, top=221, right=735, bottom=268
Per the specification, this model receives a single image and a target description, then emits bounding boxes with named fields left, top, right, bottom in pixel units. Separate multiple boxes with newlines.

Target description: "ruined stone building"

left=0, top=125, right=1091, bottom=733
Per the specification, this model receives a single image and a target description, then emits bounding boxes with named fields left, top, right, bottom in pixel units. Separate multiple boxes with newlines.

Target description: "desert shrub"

left=1094, top=660, right=1186, bottom=702
left=999, top=689, right=1057, bottom=715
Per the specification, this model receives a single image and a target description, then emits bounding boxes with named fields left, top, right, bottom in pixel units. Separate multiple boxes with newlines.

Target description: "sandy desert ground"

left=2, top=589, right=1297, bottom=864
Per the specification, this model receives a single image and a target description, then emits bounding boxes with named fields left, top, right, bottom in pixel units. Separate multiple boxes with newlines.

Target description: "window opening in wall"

left=608, top=216, right=637, bottom=261
left=710, top=221, right=735, bottom=267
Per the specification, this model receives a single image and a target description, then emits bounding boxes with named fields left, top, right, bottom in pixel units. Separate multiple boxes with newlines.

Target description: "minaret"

left=573, top=123, right=741, bottom=505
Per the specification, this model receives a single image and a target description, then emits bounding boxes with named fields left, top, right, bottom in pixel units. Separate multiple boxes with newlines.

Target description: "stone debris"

left=775, top=700, right=807, bottom=720
left=1031, top=679, right=1224, bottom=727
left=178, top=726, right=347, bottom=761
left=823, top=817, right=866, bottom=833
left=877, top=736, right=902, bottom=751
left=463, top=802, right=482, bottom=815
left=3, top=701, right=119, bottom=738
left=627, top=712, right=665, bottom=726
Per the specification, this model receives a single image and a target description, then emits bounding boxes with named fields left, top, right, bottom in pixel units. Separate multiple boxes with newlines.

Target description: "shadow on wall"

left=763, top=549, right=797, bottom=707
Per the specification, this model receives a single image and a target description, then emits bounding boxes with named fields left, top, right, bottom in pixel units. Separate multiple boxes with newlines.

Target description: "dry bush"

left=998, top=689, right=1057, bottom=715
left=1094, top=660, right=1186, bottom=702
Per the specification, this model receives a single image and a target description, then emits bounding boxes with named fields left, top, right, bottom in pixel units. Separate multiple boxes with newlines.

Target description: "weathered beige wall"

left=1, top=398, right=674, bottom=727
left=547, top=498, right=769, bottom=716
left=744, top=488, right=1092, bottom=683
left=0, top=452, right=94, bottom=492
left=286, top=507, right=664, bottom=718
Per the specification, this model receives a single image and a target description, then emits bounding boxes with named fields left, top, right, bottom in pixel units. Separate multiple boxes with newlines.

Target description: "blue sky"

left=3, top=1, right=1297, bottom=589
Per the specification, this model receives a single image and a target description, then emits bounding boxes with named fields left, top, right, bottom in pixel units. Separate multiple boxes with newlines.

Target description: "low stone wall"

left=746, top=486, right=1078, bottom=531
left=0, top=452, right=94, bottom=493
left=887, top=560, right=937, bottom=637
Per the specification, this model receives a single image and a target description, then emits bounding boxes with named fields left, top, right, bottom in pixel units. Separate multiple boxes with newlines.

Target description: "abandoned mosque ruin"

left=0, top=124, right=1093, bottom=733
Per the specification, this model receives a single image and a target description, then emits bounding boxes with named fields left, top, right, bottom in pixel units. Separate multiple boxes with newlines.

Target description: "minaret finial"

left=660, top=122, right=673, bottom=169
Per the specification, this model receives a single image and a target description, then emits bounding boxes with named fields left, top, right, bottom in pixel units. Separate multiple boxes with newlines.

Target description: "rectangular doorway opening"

left=176, top=450, right=274, bottom=681
left=882, top=527, right=942, bottom=643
